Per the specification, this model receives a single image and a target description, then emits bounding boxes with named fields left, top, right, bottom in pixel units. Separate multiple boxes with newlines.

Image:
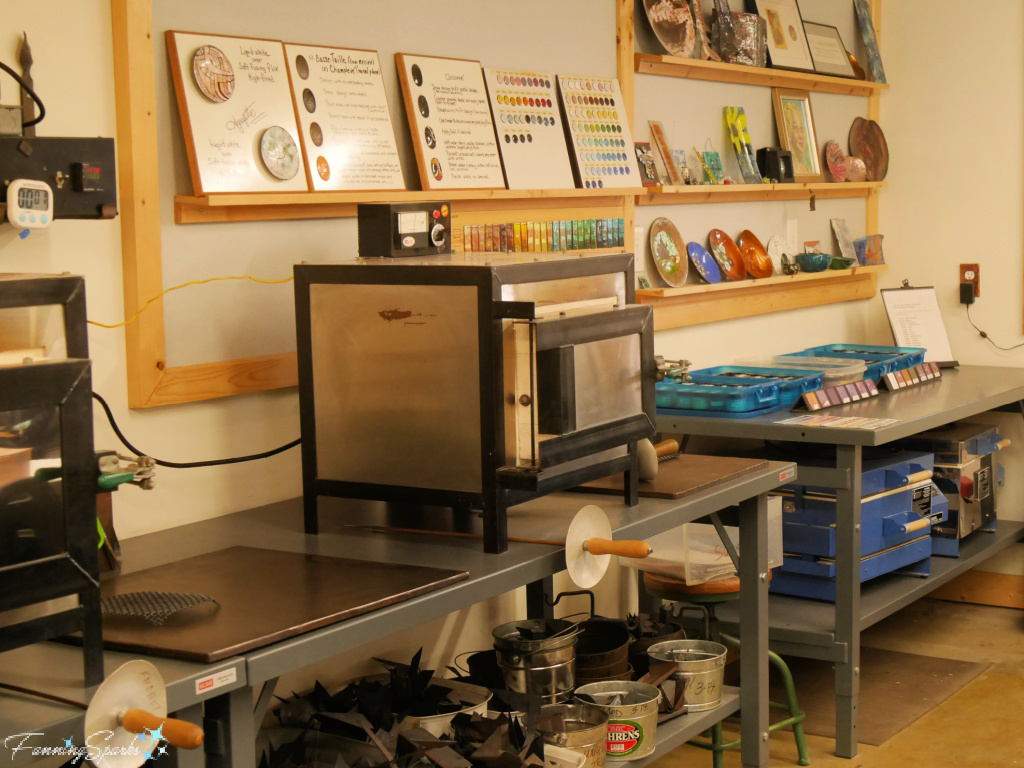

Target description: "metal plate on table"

left=574, top=454, right=770, bottom=499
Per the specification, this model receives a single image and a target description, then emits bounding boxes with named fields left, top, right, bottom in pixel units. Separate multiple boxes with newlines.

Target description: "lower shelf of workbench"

left=634, top=687, right=740, bottom=767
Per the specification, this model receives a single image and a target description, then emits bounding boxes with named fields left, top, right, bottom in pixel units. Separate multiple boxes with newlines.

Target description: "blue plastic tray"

left=789, top=344, right=926, bottom=381
left=655, top=378, right=781, bottom=413
left=657, top=403, right=782, bottom=419
left=687, top=366, right=825, bottom=407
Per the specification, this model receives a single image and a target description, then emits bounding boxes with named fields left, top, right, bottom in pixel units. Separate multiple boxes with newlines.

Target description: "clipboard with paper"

left=880, top=283, right=958, bottom=367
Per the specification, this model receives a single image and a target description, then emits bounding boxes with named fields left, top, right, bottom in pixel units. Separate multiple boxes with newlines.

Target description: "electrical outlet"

left=960, top=263, right=980, bottom=298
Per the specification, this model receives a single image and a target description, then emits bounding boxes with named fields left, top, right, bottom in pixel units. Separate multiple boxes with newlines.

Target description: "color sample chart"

left=456, top=218, right=626, bottom=253
left=483, top=68, right=575, bottom=190
left=556, top=75, right=638, bottom=189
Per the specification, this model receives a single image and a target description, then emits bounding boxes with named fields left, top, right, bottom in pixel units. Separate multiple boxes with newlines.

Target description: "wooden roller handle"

left=996, top=439, right=1012, bottom=451
left=906, top=470, right=933, bottom=484
left=654, top=439, right=679, bottom=458
left=584, top=538, right=653, bottom=559
left=902, top=517, right=932, bottom=534
left=121, top=709, right=205, bottom=750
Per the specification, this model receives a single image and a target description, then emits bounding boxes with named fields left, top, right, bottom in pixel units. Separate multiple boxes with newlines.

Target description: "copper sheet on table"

left=98, top=546, right=468, bottom=662
left=575, top=454, right=769, bottom=499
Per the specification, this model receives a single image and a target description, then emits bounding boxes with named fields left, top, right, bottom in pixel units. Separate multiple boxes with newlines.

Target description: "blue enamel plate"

left=687, top=242, right=722, bottom=284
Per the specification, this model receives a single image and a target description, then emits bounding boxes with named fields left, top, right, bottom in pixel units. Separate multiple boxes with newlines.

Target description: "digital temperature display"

left=17, top=186, right=49, bottom=211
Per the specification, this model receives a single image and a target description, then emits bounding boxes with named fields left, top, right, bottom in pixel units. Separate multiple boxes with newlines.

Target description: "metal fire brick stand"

left=657, top=366, right=1024, bottom=759
left=0, top=461, right=793, bottom=768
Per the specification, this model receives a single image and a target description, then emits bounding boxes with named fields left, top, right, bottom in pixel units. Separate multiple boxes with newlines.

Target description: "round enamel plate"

left=824, top=140, right=847, bottom=182
left=192, top=45, right=235, bottom=103
left=649, top=217, right=689, bottom=287
left=687, top=242, right=721, bottom=284
left=259, top=126, right=301, bottom=181
left=766, top=234, right=787, bottom=275
left=736, top=230, right=774, bottom=279
left=848, top=117, right=889, bottom=181
left=707, top=229, right=746, bottom=281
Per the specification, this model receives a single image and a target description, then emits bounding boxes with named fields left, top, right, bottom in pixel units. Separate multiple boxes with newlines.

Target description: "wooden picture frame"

left=803, top=21, right=856, bottom=79
left=746, top=0, right=814, bottom=73
left=771, top=88, right=822, bottom=182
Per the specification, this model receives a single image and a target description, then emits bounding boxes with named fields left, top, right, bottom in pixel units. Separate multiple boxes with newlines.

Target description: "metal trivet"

left=101, top=591, right=220, bottom=625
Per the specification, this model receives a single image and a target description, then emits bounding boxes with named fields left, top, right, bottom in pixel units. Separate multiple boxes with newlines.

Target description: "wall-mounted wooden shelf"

left=638, top=181, right=885, bottom=206
left=635, top=53, right=890, bottom=97
left=637, top=264, right=888, bottom=330
left=174, top=188, right=644, bottom=224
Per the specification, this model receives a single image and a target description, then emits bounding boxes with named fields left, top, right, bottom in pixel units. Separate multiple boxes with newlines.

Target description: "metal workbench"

left=657, top=365, right=1024, bottom=759
left=0, top=461, right=794, bottom=768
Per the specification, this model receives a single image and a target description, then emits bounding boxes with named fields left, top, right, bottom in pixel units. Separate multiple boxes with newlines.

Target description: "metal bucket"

left=647, top=639, right=727, bottom=712
left=493, top=619, right=579, bottom=697
left=537, top=703, right=609, bottom=768
left=575, top=682, right=662, bottom=761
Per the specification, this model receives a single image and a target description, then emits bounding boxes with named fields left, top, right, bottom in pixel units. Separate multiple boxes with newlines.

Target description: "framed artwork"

left=771, top=88, right=822, bottom=182
left=853, top=0, right=886, bottom=83
left=803, top=21, right=856, bottom=79
left=745, top=0, right=814, bottom=73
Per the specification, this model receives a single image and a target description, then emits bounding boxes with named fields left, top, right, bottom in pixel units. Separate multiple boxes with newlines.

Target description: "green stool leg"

left=711, top=721, right=724, bottom=768
left=768, top=648, right=811, bottom=766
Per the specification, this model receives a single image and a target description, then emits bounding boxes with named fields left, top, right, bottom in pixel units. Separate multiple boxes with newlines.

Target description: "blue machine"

left=770, top=451, right=949, bottom=601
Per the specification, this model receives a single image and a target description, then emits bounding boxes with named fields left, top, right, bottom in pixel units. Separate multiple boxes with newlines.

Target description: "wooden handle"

left=654, top=439, right=679, bottom=458
left=584, top=538, right=652, bottom=559
left=906, top=470, right=933, bottom=484
left=996, top=439, right=1012, bottom=451
left=121, top=709, right=205, bottom=750
left=902, top=517, right=932, bottom=534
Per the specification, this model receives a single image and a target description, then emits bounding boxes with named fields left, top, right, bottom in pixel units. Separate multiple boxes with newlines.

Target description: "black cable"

left=966, top=304, right=1024, bottom=352
left=0, top=60, right=45, bottom=128
left=91, top=391, right=300, bottom=468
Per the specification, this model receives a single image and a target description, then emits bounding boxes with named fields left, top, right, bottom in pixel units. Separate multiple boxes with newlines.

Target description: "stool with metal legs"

left=644, top=570, right=811, bottom=767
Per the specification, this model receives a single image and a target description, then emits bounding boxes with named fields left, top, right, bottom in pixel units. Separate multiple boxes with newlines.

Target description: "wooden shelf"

left=174, top=188, right=644, bottom=224
left=638, top=181, right=885, bottom=206
left=635, top=53, right=890, bottom=97
left=637, top=264, right=888, bottom=330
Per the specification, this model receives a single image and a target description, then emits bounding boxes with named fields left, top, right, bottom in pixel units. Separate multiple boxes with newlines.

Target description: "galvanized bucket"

left=493, top=619, right=580, bottom=697
left=575, top=682, right=661, bottom=761
left=537, top=703, right=609, bottom=768
left=647, top=639, right=727, bottom=712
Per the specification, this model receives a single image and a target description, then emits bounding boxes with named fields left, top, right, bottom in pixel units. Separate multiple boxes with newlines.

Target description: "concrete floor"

left=648, top=599, right=1024, bottom=768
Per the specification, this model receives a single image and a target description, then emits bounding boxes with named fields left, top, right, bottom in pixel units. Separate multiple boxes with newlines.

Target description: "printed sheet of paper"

left=774, top=414, right=901, bottom=430
left=396, top=53, right=505, bottom=190
left=167, top=31, right=308, bottom=194
left=284, top=44, right=404, bottom=191
left=881, top=287, right=954, bottom=363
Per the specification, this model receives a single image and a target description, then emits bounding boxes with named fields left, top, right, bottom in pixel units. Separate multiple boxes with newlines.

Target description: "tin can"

left=575, top=682, right=661, bottom=761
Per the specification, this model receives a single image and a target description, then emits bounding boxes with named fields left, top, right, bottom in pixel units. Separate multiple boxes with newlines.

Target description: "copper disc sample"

left=259, top=126, right=301, bottom=180
left=642, top=0, right=696, bottom=58
left=649, top=217, right=689, bottom=287
left=736, top=230, right=774, bottom=278
left=849, top=117, right=889, bottom=181
left=845, top=155, right=867, bottom=182
left=192, top=45, right=234, bottom=103
left=707, top=229, right=746, bottom=281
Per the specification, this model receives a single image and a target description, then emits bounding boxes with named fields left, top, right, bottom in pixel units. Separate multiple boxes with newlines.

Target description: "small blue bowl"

left=795, top=252, right=832, bottom=272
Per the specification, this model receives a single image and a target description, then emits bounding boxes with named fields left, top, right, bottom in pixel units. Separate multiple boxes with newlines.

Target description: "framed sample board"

left=166, top=31, right=309, bottom=194
left=395, top=53, right=505, bottom=190
left=556, top=75, right=637, bottom=189
left=483, top=68, right=574, bottom=190
left=283, top=44, right=405, bottom=190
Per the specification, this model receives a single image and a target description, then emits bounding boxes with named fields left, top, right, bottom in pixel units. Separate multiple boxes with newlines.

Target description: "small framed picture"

left=803, top=21, right=856, bottom=78
left=746, top=0, right=814, bottom=73
left=771, top=88, right=822, bottom=182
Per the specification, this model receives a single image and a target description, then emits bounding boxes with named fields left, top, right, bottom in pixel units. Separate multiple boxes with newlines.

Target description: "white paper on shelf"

left=881, top=286, right=955, bottom=363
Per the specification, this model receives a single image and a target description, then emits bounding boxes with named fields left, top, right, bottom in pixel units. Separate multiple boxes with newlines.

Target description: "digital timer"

left=6, top=179, right=54, bottom=229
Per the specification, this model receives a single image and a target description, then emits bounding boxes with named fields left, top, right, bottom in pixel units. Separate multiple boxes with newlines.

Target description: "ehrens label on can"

left=606, top=721, right=644, bottom=755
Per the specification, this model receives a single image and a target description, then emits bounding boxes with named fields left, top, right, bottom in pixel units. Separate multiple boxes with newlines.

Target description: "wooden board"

left=98, top=546, right=468, bottom=662
left=283, top=44, right=405, bottom=191
left=556, top=74, right=638, bottom=190
left=395, top=53, right=505, bottom=190
left=575, top=454, right=769, bottom=499
left=166, top=31, right=309, bottom=194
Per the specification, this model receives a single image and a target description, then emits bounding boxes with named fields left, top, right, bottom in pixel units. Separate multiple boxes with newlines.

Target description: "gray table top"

left=658, top=365, right=1024, bottom=446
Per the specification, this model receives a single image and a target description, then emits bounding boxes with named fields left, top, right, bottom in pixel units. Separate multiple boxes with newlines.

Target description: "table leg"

left=165, top=703, right=204, bottom=768
left=834, top=444, right=863, bottom=758
left=738, top=492, right=769, bottom=768
left=203, top=687, right=256, bottom=768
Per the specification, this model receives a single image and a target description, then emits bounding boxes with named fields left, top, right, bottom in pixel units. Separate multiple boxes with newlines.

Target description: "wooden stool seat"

left=642, top=570, right=772, bottom=599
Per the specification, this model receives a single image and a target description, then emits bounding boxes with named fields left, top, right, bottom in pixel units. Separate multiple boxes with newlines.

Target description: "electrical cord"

left=0, top=60, right=45, bottom=128
left=88, top=274, right=293, bottom=329
left=966, top=304, right=1024, bottom=351
left=91, top=391, right=300, bottom=468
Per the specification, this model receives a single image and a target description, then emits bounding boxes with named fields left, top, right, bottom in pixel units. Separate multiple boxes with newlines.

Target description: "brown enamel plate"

left=849, top=117, right=889, bottom=181
left=192, top=45, right=235, bottom=103
left=736, top=230, right=774, bottom=279
left=707, top=229, right=747, bottom=281
left=649, top=217, right=689, bottom=287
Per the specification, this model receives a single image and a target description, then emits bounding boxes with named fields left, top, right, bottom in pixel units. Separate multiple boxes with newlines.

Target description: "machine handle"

left=905, top=470, right=933, bottom=484
left=121, top=710, right=205, bottom=750
left=654, top=439, right=679, bottom=458
left=584, top=538, right=652, bottom=559
left=901, top=517, right=932, bottom=534
left=995, top=439, right=1012, bottom=451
